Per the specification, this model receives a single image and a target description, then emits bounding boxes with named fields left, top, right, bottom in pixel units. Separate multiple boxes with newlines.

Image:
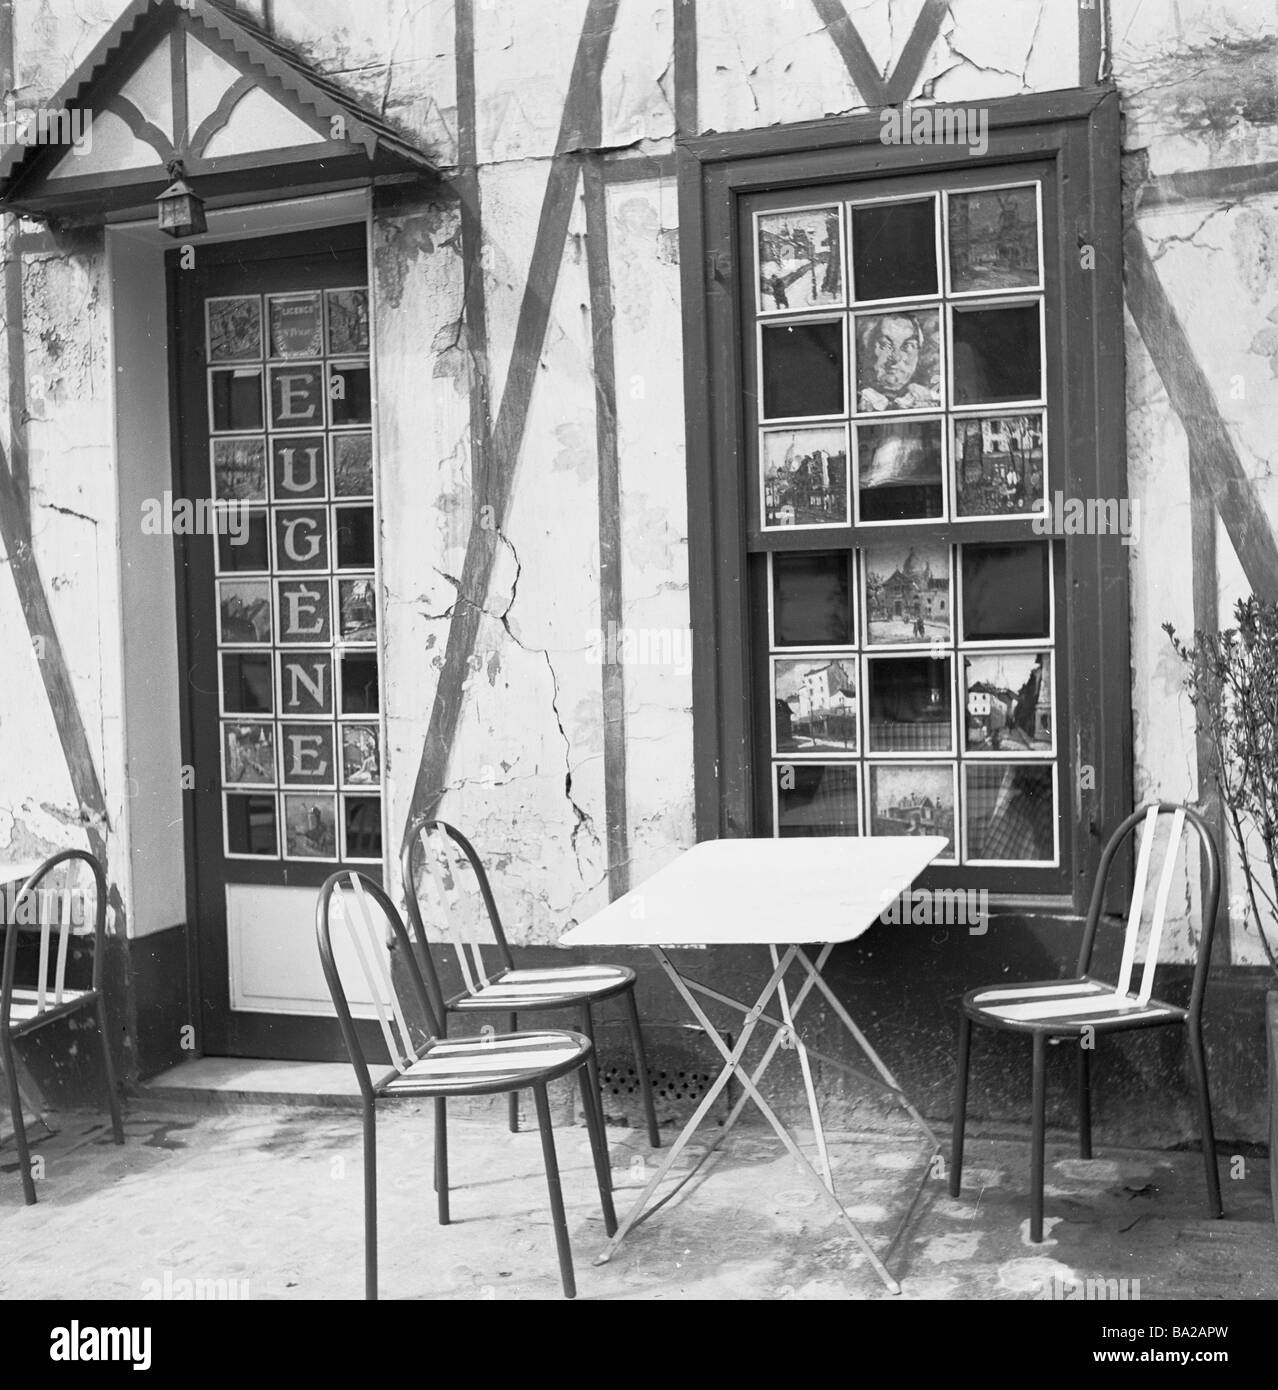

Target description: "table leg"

left=770, top=943, right=833, bottom=1191
left=661, top=952, right=901, bottom=1295
left=794, top=945, right=940, bottom=1148
left=591, top=945, right=798, bottom=1266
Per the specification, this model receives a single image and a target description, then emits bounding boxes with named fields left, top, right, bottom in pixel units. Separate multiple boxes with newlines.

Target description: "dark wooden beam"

left=1124, top=225, right=1278, bottom=599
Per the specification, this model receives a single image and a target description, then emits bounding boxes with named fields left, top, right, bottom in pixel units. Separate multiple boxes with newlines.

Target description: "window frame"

left=678, top=88, right=1129, bottom=913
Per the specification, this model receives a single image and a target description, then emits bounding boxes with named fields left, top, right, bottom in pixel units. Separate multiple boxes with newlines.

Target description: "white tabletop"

left=561, top=836, right=947, bottom=947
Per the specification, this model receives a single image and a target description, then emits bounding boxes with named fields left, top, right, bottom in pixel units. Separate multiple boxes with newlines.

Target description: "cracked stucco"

left=6, top=0, right=1272, bottom=968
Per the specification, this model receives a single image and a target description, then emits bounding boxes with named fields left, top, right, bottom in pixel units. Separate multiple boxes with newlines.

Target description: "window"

left=682, top=92, right=1128, bottom=904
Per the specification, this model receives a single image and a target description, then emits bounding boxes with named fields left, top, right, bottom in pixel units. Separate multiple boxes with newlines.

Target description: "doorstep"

left=135, top=1057, right=362, bottom=1109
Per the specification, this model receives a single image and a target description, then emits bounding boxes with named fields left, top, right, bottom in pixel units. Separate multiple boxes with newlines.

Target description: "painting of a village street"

left=963, top=651, right=1053, bottom=754
left=864, top=544, right=950, bottom=643
left=772, top=656, right=859, bottom=755
left=762, top=426, right=849, bottom=528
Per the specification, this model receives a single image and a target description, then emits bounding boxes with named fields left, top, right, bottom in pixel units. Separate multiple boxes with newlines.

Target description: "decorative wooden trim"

left=583, top=155, right=630, bottom=900
left=400, top=0, right=623, bottom=855
left=188, top=73, right=258, bottom=159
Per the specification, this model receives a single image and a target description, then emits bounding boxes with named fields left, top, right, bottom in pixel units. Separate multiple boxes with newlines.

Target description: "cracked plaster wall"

left=1114, top=0, right=1278, bottom=966
left=5, top=1, right=1275, bottom=965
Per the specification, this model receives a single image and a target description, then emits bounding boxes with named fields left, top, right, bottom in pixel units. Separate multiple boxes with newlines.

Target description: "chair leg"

left=1187, top=1022, right=1223, bottom=1219
left=577, top=1003, right=604, bottom=1133
left=506, top=1012, right=519, bottom=1133
left=95, top=995, right=124, bottom=1145
left=1, top=1035, right=37, bottom=1205
left=624, top=986, right=661, bottom=1148
left=533, top=1082, right=576, bottom=1299
left=949, top=1012, right=972, bottom=1198
left=1077, top=1034, right=1092, bottom=1161
left=578, top=1063, right=617, bottom=1236
left=1030, top=1032, right=1048, bottom=1243
left=435, top=1098, right=449, bottom=1225
left=363, top=1102, right=377, bottom=1300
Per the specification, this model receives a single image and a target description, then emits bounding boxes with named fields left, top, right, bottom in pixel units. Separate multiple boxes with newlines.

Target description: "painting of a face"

left=872, top=315, right=921, bottom=393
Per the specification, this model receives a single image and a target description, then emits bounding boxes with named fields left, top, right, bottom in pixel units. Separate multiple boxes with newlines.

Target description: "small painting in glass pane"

left=963, top=651, right=1053, bottom=754
left=225, top=793, right=278, bottom=857
left=222, top=722, right=276, bottom=786
left=771, top=551, right=854, bottom=647
left=221, top=653, right=273, bottom=715
left=280, top=723, right=336, bottom=787
left=857, top=419, right=944, bottom=523
left=344, top=796, right=383, bottom=860
left=211, top=437, right=267, bottom=503
left=854, top=309, right=941, bottom=413
left=772, top=657, right=858, bottom=756
left=327, top=287, right=370, bottom=354
left=864, top=542, right=950, bottom=645
left=761, top=426, right=849, bottom=529
left=284, top=793, right=338, bottom=859
left=964, top=763, right=1056, bottom=862
left=951, top=303, right=1041, bottom=405
left=850, top=199, right=937, bottom=302
left=760, top=320, right=845, bottom=419
left=271, top=436, right=326, bottom=501
left=960, top=543, right=1050, bottom=641
left=274, top=507, right=329, bottom=572
left=269, top=364, right=325, bottom=431
left=330, top=364, right=373, bottom=427
left=268, top=293, right=323, bottom=359
left=775, top=763, right=859, bottom=837
left=954, top=413, right=1045, bottom=518
left=757, top=207, right=843, bottom=312
left=278, top=651, right=333, bottom=717
left=869, top=763, right=955, bottom=858
left=209, top=368, right=264, bottom=433
left=865, top=657, right=953, bottom=754
left=339, top=578, right=378, bottom=644
left=333, top=433, right=374, bottom=497
left=277, top=578, right=332, bottom=645
left=218, top=579, right=272, bottom=644
left=340, top=653, right=380, bottom=714
left=206, top=296, right=262, bottom=362
left=948, top=186, right=1040, bottom=294
left=342, top=725, right=381, bottom=787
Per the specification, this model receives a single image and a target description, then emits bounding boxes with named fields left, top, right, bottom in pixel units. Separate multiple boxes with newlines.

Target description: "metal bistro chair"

left=402, top=819, right=661, bottom=1147
left=950, top=802, right=1223, bottom=1242
left=316, top=870, right=617, bottom=1299
left=1, top=849, right=124, bottom=1203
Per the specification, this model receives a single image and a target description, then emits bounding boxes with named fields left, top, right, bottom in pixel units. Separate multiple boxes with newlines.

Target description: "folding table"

left=560, top=835, right=947, bottom=1294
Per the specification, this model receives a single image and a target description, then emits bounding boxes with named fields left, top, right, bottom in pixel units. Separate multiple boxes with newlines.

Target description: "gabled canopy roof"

left=0, top=0, right=437, bottom=221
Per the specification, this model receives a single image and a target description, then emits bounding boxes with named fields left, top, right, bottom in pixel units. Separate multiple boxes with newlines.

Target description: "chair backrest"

left=315, top=870, right=442, bottom=1098
left=400, top=820, right=513, bottom=1016
left=1, top=849, right=106, bottom=1025
left=1077, top=802, right=1221, bottom=1018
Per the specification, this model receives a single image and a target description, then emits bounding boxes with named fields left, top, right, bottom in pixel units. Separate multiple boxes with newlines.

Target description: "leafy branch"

left=1166, top=596, right=1278, bottom=976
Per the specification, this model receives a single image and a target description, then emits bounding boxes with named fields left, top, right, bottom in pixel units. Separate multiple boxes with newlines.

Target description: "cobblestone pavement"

left=1, top=1104, right=1273, bottom=1301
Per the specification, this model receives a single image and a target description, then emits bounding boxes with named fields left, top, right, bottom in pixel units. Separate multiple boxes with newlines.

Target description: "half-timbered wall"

left=1, top=0, right=1275, bottom=1137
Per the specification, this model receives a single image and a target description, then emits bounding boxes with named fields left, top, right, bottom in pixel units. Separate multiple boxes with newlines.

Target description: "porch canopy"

left=0, top=0, right=437, bottom=223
